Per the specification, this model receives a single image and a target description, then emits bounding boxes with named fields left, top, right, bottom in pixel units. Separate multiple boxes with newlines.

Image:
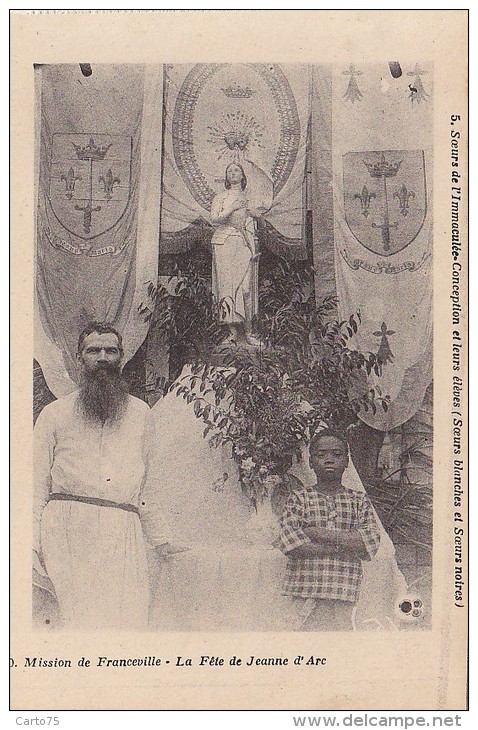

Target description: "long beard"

left=78, top=365, right=128, bottom=425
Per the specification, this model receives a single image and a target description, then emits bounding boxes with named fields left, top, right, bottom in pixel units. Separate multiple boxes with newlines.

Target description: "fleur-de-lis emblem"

left=98, top=169, right=120, bottom=200
left=373, top=322, right=395, bottom=366
left=354, top=185, right=376, bottom=218
left=394, top=184, right=415, bottom=216
left=60, top=167, right=82, bottom=199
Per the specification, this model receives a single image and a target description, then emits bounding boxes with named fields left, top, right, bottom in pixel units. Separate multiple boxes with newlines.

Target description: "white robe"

left=33, top=392, right=171, bottom=630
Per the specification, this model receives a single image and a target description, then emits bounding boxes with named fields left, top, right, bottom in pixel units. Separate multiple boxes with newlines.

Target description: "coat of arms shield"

left=49, top=133, right=132, bottom=240
left=343, top=150, right=427, bottom=256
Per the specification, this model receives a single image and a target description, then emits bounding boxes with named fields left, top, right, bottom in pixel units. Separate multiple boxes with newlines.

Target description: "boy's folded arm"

left=278, top=524, right=312, bottom=555
left=280, top=493, right=380, bottom=561
left=278, top=491, right=311, bottom=555
left=302, top=527, right=370, bottom=559
left=287, top=542, right=330, bottom=559
left=303, top=526, right=331, bottom=543
left=338, top=530, right=371, bottom=559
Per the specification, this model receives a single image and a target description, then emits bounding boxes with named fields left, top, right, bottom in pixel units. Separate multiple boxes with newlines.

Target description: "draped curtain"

left=159, top=63, right=310, bottom=258
left=34, top=61, right=433, bottom=431
left=312, top=63, right=433, bottom=431
left=34, top=64, right=163, bottom=397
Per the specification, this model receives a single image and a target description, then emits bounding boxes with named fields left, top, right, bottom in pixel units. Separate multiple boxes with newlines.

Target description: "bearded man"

left=33, top=322, right=172, bottom=630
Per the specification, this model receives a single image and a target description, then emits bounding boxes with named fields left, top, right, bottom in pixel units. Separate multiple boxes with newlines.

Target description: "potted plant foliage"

left=140, top=259, right=390, bottom=512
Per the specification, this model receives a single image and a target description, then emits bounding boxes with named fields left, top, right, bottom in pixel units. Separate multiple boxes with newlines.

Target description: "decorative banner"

left=328, top=63, right=433, bottom=431
left=34, top=65, right=163, bottom=397
left=310, top=66, right=336, bottom=303
left=48, top=133, right=132, bottom=244
left=343, top=150, right=427, bottom=257
left=161, top=63, right=309, bottom=247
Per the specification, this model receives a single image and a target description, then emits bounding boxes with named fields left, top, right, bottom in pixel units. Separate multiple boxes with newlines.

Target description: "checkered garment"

left=278, top=485, right=381, bottom=602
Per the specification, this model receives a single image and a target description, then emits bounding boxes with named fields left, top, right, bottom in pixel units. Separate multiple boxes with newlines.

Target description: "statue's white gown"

left=147, top=380, right=407, bottom=631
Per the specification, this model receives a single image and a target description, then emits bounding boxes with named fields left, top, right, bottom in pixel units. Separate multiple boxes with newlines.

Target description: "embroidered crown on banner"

left=72, top=137, right=112, bottom=161
left=363, top=154, right=402, bottom=179
left=221, top=83, right=256, bottom=98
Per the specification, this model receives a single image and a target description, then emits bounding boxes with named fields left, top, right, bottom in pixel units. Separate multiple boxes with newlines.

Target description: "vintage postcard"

left=10, top=10, right=468, bottom=711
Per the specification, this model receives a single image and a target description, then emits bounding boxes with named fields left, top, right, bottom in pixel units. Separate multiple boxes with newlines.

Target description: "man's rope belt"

left=49, top=493, right=139, bottom=515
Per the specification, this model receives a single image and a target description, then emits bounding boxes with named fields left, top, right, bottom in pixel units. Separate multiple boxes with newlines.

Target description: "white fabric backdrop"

left=160, top=63, right=309, bottom=243
left=147, top=380, right=407, bottom=631
left=34, top=64, right=163, bottom=397
left=329, top=63, right=433, bottom=430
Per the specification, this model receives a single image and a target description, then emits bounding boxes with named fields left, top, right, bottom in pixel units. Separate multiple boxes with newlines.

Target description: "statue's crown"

left=363, top=154, right=402, bottom=178
left=73, top=137, right=112, bottom=160
left=221, top=83, right=255, bottom=99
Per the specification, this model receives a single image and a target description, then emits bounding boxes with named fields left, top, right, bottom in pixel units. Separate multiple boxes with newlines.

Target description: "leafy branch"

left=146, top=259, right=391, bottom=506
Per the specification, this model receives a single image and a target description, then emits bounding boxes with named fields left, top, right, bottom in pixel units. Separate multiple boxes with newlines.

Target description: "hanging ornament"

left=407, top=64, right=429, bottom=105
left=342, top=64, right=364, bottom=103
left=373, top=321, right=396, bottom=365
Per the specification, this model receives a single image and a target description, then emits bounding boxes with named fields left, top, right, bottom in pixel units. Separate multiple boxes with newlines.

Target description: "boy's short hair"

left=309, top=429, right=349, bottom=455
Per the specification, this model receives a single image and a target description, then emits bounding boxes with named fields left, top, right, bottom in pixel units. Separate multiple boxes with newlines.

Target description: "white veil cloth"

left=289, top=446, right=407, bottom=630
left=147, top=384, right=407, bottom=631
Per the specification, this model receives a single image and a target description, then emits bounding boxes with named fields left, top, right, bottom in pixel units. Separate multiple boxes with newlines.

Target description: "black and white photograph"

left=32, top=61, right=433, bottom=634
left=10, top=9, right=467, bottom=713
